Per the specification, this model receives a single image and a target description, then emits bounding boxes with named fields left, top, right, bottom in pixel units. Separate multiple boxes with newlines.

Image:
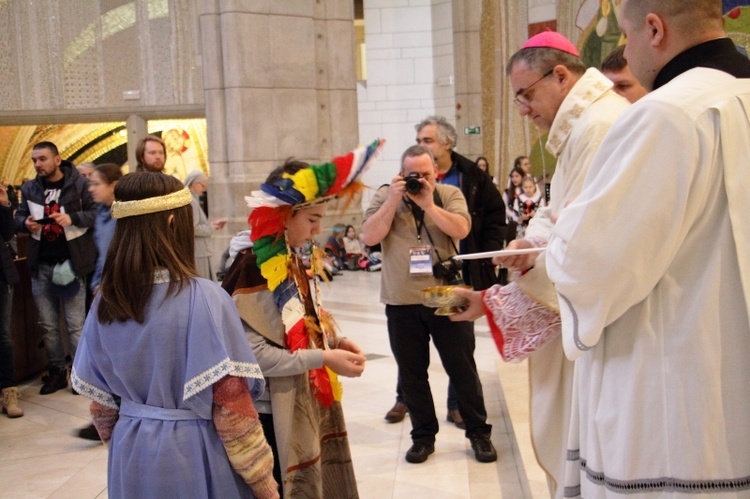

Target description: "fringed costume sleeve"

left=90, top=401, right=118, bottom=443
left=213, top=375, right=279, bottom=499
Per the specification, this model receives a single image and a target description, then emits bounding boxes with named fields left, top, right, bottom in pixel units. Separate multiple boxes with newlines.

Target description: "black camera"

left=404, top=172, right=423, bottom=194
left=432, top=258, right=464, bottom=285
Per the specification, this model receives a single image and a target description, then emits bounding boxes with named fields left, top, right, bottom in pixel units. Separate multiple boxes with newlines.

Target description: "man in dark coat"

left=414, top=116, right=506, bottom=290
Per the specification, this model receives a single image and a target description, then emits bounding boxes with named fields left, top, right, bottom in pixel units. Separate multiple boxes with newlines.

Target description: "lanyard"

left=408, top=198, right=426, bottom=243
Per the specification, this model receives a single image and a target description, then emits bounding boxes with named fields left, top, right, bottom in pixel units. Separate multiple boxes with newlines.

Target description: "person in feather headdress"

left=222, top=140, right=385, bottom=498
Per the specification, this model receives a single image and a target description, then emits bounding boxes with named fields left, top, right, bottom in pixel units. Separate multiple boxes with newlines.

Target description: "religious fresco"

left=725, top=3, right=750, bottom=56
left=148, top=120, right=209, bottom=181
left=524, top=1, right=750, bottom=185
left=575, top=0, right=750, bottom=68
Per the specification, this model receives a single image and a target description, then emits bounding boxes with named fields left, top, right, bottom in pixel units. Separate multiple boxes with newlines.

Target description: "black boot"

left=40, top=366, right=68, bottom=395
left=77, top=423, right=102, bottom=441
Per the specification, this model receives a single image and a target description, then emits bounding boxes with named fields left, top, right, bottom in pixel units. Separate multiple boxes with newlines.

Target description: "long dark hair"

left=98, top=172, right=196, bottom=324
left=505, top=166, right=526, bottom=203
left=475, top=156, right=489, bottom=174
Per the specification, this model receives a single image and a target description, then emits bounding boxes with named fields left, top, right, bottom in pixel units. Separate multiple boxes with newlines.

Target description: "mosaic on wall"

left=0, top=119, right=208, bottom=186
left=575, top=0, right=750, bottom=67
left=0, top=0, right=206, bottom=186
left=524, top=1, right=750, bottom=184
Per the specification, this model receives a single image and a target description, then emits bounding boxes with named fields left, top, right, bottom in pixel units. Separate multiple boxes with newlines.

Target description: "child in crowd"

left=325, top=223, right=346, bottom=271
left=343, top=225, right=381, bottom=271
left=514, top=175, right=545, bottom=238
left=503, top=166, right=525, bottom=241
left=342, top=225, right=364, bottom=255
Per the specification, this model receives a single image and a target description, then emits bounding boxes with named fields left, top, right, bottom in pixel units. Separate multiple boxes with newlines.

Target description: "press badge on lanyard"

left=409, top=245, right=433, bottom=275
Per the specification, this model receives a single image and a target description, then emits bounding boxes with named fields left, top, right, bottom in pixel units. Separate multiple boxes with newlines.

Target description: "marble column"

left=452, top=0, right=484, bottom=160
left=197, top=0, right=360, bottom=272
left=496, top=0, right=531, bottom=183
left=125, top=115, right=148, bottom=172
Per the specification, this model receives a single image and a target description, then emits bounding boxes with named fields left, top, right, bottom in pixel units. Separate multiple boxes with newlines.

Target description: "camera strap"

left=405, top=191, right=459, bottom=263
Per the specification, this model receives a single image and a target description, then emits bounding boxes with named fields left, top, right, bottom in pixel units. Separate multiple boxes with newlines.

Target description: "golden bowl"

left=422, top=285, right=471, bottom=316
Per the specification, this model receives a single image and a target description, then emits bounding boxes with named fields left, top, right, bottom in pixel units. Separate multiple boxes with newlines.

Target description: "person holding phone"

left=15, top=142, right=97, bottom=395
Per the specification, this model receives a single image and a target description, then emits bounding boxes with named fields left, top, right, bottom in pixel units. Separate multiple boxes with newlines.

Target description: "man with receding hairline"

left=547, top=1, right=750, bottom=496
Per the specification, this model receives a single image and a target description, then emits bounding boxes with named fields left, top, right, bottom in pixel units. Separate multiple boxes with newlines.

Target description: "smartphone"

left=34, top=217, right=55, bottom=225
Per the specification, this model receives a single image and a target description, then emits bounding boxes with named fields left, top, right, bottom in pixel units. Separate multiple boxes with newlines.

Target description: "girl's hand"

left=322, top=350, right=366, bottom=377
left=337, top=337, right=362, bottom=355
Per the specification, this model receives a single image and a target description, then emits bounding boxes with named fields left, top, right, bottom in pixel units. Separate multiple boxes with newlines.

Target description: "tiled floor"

left=0, top=270, right=550, bottom=498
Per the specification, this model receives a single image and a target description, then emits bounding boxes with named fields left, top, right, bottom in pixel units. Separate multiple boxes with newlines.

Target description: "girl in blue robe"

left=72, top=172, right=278, bottom=499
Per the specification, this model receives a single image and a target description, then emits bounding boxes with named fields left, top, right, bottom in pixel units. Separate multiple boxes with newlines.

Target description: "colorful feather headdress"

left=246, top=139, right=385, bottom=406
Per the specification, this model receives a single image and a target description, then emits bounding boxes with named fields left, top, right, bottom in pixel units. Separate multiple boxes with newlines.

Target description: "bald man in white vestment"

left=547, top=1, right=750, bottom=496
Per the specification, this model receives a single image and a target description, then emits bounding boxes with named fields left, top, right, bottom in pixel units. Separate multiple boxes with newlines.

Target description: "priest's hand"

left=493, top=238, right=536, bottom=272
left=449, top=287, right=486, bottom=322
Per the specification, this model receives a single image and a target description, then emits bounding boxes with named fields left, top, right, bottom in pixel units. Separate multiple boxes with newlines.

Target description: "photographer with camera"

left=361, top=145, right=497, bottom=465
left=387, top=116, right=507, bottom=431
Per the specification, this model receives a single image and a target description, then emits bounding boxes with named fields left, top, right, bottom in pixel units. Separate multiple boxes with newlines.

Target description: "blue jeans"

left=0, top=283, right=15, bottom=389
left=31, top=263, right=85, bottom=368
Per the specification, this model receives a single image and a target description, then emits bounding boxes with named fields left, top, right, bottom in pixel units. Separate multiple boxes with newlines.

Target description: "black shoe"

left=405, top=442, right=435, bottom=463
left=384, top=401, right=408, bottom=423
left=446, top=408, right=466, bottom=430
left=40, top=367, right=68, bottom=395
left=469, top=434, right=498, bottom=463
left=77, top=423, right=102, bottom=441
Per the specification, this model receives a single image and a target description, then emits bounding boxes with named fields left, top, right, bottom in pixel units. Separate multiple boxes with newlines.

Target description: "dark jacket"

left=14, top=161, right=97, bottom=275
left=0, top=205, right=19, bottom=285
left=451, top=151, right=506, bottom=290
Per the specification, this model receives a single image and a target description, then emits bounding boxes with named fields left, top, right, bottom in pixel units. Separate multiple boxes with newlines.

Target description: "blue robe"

left=72, top=276, right=265, bottom=498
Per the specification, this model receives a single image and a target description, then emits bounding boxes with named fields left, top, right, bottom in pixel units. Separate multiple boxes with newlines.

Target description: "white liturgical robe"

left=548, top=67, right=750, bottom=497
left=518, top=68, right=629, bottom=498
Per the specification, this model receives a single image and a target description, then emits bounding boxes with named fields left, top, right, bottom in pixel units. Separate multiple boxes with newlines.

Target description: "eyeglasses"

left=513, top=69, right=554, bottom=106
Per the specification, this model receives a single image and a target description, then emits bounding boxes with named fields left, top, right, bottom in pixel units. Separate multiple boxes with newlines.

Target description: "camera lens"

left=405, top=173, right=422, bottom=194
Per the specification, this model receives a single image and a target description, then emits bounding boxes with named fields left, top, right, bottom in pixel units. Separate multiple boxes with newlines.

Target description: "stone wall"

left=0, top=0, right=204, bottom=124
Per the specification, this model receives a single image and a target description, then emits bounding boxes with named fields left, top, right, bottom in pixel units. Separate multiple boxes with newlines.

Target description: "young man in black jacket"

left=15, top=142, right=96, bottom=395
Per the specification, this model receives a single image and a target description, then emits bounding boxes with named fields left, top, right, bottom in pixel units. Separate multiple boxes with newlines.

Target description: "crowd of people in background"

left=3, top=5, right=750, bottom=496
